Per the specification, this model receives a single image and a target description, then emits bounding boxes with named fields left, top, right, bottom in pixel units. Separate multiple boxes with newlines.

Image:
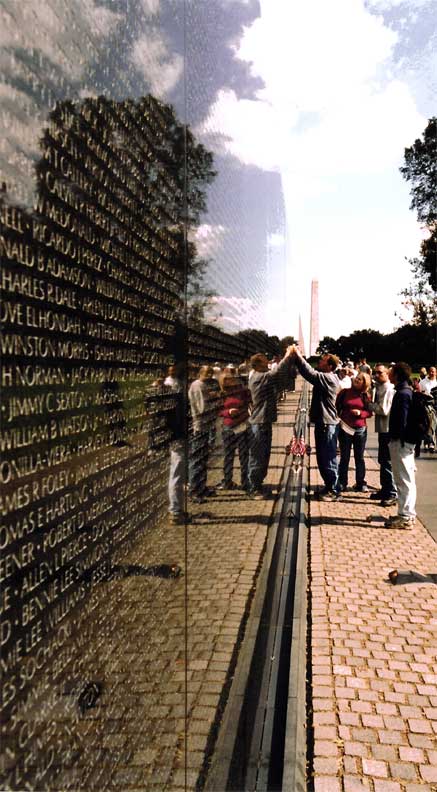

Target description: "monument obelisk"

left=309, top=279, right=319, bottom=356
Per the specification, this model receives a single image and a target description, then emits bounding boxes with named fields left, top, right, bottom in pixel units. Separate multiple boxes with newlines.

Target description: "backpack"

left=405, top=390, right=436, bottom=444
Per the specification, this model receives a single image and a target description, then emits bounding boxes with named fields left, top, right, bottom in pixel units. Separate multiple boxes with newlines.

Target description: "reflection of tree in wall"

left=34, top=94, right=217, bottom=326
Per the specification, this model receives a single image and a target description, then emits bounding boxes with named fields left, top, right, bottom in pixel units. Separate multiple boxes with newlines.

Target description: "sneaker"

left=216, top=481, right=235, bottom=490
left=381, top=497, right=397, bottom=507
left=353, top=483, right=368, bottom=492
left=370, top=491, right=383, bottom=500
left=201, top=487, right=216, bottom=498
left=168, top=512, right=191, bottom=525
left=319, top=491, right=341, bottom=502
left=189, top=493, right=205, bottom=504
left=384, top=515, right=415, bottom=529
left=247, top=488, right=268, bottom=500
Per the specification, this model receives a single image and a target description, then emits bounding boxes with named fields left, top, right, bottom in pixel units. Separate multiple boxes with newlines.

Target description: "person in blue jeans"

left=336, top=372, right=373, bottom=492
left=247, top=346, right=296, bottom=498
left=290, top=345, right=341, bottom=501
left=218, top=372, right=251, bottom=490
left=368, top=364, right=397, bottom=506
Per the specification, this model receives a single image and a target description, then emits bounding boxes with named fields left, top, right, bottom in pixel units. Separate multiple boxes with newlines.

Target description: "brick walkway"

left=309, top=432, right=437, bottom=792
left=46, top=389, right=301, bottom=791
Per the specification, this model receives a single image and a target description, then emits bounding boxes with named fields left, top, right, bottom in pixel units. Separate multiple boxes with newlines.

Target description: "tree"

left=280, top=335, right=296, bottom=352
left=400, top=117, right=437, bottom=291
left=316, top=336, right=339, bottom=355
left=398, top=257, right=437, bottom=326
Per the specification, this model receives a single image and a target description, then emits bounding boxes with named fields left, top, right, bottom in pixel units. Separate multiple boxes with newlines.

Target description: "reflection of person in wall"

left=188, top=365, right=217, bottom=503
left=165, top=366, right=188, bottom=525
left=203, top=366, right=222, bottom=451
left=247, top=346, right=296, bottom=499
left=217, top=371, right=251, bottom=491
left=101, top=378, right=128, bottom=447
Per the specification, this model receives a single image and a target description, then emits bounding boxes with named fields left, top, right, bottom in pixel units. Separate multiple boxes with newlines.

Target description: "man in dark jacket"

left=385, top=362, right=416, bottom=529
left=290, top=345, right=341, bottom=500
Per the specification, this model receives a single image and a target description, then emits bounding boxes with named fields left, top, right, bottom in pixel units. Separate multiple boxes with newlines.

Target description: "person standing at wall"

left=385, top=362, right=416, bottom=529
left=188, top=365, right=217, bottom=502
left=218, top=371, right=251, bottom=491
left=336, top=372, right=373, bottom=492
left=368, top=364, right=397, bottom=505
left=247, top=346, right=295, bottom=499
left=290, top=345, right=341, bottom=501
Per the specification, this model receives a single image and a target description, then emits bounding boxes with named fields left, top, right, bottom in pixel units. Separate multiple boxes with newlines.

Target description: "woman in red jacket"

left=218, top=372, right=251, bottom=491
left=336, top=372, right=372, bottom=492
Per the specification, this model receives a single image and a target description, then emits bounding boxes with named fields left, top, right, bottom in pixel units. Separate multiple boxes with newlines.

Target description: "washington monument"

left=309, top=279, right=319, bottom=357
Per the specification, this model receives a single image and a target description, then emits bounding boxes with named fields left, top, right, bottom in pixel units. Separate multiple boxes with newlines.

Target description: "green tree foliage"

left=400, top=117, right=437, bottom=293
left=235, top=329, right=281, bottom=358
left=280, top=335, right=297, bottom=352
left=317, top=326, right=435, bottom=367
left=316, top=336, right=340, bottom=355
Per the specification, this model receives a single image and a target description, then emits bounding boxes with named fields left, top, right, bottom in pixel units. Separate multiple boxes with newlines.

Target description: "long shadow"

left=194, top=514, right=271, bottom=526
left=309, top=514, right=387, bottom=529
left=386, top=570, right=437, bottom=585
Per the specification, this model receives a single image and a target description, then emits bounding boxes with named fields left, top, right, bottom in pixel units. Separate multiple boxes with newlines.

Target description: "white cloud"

left=197, top=0, right=430, bottom=339
left=207, top=295, right=261, bottom=331
left=191, top=224, right=227, bottom=258
left=366, top=0, right=432, bottom=9
left=0, top=0, right=121, bottom=82
left=131, top=32, right=183, bottom=98
left=139, top=0, right=160, bottom=14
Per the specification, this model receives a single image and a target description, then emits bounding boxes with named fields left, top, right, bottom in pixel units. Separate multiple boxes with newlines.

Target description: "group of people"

left=161, top=349, right=436, bottom=530
left=290, top=345, right=436, bottom=530
left=162, top=350, right=297, bottom=523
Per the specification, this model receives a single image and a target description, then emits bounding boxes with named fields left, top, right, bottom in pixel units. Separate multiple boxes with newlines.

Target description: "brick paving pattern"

left=48, top=389, right=301, bottom=791
left=309, top=431, right=437, bottom=792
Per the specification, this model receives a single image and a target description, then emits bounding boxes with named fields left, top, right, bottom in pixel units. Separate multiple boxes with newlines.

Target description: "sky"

left=0, top=0, right=435, bottom=350
left=197, top=0, right=436, bottom=346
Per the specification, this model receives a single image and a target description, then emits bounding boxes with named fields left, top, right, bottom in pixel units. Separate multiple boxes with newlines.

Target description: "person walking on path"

left=385, top=361, right=416, bottom=529
left=290, top=345, right=341, bottom=501
left=217, top=371, right=251, bottom=491
left=336, top=372, right=373, bottom=492
left=247, top=345, right=295, bottom=498
left=367, top=363, right=397, bottom=505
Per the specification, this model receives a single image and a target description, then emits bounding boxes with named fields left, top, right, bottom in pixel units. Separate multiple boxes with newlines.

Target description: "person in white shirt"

left=337, top=367, right=352, bottom=390
left=419, top=366, right=437, bottom=396
left=419, top=366, right=437, bottom=451
left=368, top=364, right=397, bottom=505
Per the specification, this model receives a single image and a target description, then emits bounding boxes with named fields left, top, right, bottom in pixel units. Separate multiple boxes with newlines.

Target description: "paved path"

left=309, top=432, right=437, bottom=792
left=49, top=388, right=302, bottom=791
left=366, top=426, right=437, bottom=542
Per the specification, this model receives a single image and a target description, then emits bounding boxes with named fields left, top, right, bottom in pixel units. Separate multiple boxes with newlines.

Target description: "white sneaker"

left=384, top=515, right=415, bottom=529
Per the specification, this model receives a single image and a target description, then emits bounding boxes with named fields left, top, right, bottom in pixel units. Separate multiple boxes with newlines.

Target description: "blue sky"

left=200, top=0, right=436, bottom=344
left=1, top=0, right=435, bottom=347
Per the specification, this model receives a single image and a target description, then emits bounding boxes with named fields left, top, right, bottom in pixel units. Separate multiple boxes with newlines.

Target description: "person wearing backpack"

left=385, top=362, right=416, bottom=529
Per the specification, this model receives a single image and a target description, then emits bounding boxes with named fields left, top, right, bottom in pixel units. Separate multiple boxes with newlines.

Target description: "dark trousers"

left=338, top=426, right=367, bottom=488
left=248, top=423, right=272, bottom=490
left=378, top=432, right=397, bottom=498
left=314, top=423, right=339, bottom=492
left=188, top=430, right=209, bottom=495
left=222, top=427, right=249, bottom=488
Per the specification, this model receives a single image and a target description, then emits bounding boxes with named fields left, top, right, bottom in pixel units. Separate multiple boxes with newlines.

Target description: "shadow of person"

left=386, top=569, right=437, bottom=585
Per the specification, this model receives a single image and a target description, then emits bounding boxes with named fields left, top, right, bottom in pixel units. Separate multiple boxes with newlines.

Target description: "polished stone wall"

left=0, top=2, right=286, bottom=788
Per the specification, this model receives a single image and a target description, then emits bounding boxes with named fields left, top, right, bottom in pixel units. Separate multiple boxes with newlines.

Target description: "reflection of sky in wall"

left=0, top=0, right=286, bottom=336
left=1, top=0, right=435, bottom=341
